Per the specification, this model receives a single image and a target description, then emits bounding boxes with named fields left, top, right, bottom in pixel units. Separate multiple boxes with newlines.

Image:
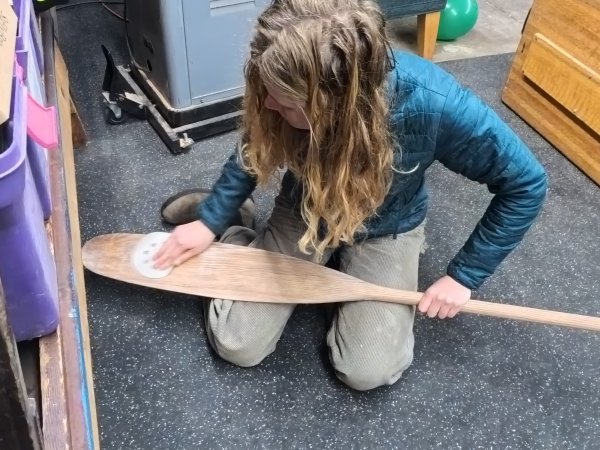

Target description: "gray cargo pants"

left=204, top=190, right=425, bottom=391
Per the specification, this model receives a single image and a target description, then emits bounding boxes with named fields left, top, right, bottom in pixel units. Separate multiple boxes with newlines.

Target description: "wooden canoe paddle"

left=81, top=233, right=600, bottom=332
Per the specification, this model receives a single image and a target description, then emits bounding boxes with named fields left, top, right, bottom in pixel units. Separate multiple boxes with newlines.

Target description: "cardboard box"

left=0, top=0, right=17, bottom=124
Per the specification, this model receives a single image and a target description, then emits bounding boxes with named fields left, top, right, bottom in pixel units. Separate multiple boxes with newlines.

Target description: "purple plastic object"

left=13, top=0, right=53, bottom=219
left=13, top=0, right=43, bottom=77
left=27, top=2, right=44, bottom=74
left=0, top=78, right=59, bottom=341
left=26, top=135, right=52, bottom=219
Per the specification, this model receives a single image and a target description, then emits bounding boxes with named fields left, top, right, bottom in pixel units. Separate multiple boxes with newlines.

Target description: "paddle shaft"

left=366, top=287, right=600, bottom=331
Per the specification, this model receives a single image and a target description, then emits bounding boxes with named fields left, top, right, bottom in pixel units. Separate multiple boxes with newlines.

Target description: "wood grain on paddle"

left=82, top=233, right=600, bottom=332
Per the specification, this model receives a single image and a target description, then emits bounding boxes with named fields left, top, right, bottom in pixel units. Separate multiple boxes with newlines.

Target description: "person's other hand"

left=418, top=275, right=471, bottom=319
left=153, top=221, right=216, bottom=269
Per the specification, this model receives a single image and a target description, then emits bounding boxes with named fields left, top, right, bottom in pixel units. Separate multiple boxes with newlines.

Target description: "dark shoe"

left=160, top=188, right=255, bottom=228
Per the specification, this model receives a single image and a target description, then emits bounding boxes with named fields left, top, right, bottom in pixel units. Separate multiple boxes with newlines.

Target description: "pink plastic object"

left=27, top=93, right=58, bottom=149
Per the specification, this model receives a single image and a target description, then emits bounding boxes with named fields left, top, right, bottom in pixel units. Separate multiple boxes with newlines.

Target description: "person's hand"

left=153, top=221, right=216, bottom=269
left=418, top=275, right=471, bottom=319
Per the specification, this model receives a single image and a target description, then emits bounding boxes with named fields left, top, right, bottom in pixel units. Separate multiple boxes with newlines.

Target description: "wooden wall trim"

left=40, top=11, right=100, bottom=450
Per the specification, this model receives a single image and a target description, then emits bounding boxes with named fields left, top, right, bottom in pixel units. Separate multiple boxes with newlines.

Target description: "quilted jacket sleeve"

left=435, top=79, right=548, bottom=290
left=196, top=143, right=257, bottom=236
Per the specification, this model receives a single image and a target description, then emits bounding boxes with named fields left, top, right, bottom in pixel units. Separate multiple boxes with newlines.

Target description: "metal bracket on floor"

left=100, top=45, right=241, bottom=154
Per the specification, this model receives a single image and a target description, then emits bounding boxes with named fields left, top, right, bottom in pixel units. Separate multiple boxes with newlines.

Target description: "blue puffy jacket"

left=197, top=51, right=548, bottom=290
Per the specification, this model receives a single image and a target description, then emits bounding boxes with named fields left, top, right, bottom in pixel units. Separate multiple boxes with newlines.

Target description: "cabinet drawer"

left=522, top=33, right=600, bottom=135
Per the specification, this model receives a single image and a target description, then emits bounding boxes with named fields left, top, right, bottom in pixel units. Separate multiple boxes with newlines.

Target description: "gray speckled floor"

left=58, top=4, right=600, bottom=450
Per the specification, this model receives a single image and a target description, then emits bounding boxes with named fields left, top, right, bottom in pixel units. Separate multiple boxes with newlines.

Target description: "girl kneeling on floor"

left=155, top=0, right=547, bottom=391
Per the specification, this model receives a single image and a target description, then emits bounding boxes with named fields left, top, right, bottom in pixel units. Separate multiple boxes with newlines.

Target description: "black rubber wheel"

left=104, top=107, right=125, bottom=125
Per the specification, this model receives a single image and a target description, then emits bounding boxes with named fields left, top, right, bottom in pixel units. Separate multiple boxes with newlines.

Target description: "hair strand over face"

left=242, top=0, right=396, bottom=258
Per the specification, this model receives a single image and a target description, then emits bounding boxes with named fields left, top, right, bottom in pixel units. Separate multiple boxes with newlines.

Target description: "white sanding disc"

left=131, top=232, right=173, bottom=279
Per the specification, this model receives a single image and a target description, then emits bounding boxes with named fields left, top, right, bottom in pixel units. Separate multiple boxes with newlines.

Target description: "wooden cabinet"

left=502, top=0, right=600, bottom=184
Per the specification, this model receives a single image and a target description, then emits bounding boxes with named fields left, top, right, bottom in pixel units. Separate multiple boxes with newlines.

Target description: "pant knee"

left=329, top=328, right=415, bottom=391
left=205, top=299, right=292, bottom=368
left=210, top=330, right=273, bottom=368
left=327, top=302, right=415, bottom=391
left=333, top=351, right=413, bottom=391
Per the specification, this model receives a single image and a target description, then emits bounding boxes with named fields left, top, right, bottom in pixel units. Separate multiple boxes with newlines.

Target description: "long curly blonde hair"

left=242, top=0, right=395, bottom=257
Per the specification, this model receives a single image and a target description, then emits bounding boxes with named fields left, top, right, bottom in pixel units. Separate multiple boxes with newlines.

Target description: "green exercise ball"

left=437, top=0, right=479, bottom=41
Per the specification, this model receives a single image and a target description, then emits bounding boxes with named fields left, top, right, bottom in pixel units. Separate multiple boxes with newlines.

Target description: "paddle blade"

left=82, top=233, right=374, bottom=303
left=82, top=234, right=600, bottom=332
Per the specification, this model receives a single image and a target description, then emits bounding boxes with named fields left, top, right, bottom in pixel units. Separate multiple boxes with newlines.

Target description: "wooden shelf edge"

left=40, top=11, right=100, bottom=450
